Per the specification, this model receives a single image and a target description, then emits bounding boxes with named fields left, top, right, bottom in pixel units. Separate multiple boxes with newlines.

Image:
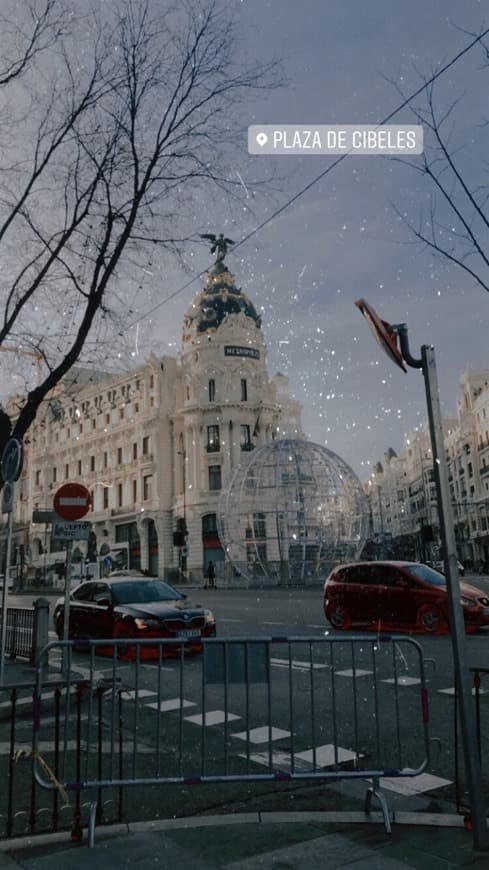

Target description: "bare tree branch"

left=0, top=0, right=280, bottom=452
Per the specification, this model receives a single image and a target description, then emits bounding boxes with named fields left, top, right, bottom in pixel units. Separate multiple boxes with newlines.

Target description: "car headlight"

left=460, top=597, right=476, bottom=608
left=134, top=617, right=160, bottom=629
left=204, top=610, right=216, bottom=624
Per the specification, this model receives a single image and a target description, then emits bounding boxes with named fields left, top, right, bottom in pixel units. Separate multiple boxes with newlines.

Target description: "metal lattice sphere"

left=217, top=439, right=368, bottom=585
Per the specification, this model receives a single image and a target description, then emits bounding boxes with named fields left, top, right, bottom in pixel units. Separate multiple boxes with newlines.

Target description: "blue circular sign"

left=1, top=439, right=23, bottom=483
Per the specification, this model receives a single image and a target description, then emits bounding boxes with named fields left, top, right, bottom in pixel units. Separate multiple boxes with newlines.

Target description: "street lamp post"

left=356, top=299, right=489, bottom=851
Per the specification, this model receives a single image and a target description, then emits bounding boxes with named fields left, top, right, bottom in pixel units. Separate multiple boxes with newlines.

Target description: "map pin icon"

left=256, top=132, right=268, bottom=147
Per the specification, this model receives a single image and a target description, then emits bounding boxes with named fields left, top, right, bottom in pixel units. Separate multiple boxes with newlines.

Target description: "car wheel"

left=326, top=602, right=352, bottom=630
left=417, top=605, right=446, bottom=633
left=113, top=620, right=136, bottom=661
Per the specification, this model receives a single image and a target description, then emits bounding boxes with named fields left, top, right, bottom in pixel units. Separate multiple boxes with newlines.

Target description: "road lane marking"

left=121, top=689, right=157, bottom=700
left=146, top=698, right=196, bottom=712
left=335, top=669, right=373, bottom=678
left=232, top=726, right=290, bottom=743
left=382, top=676, right=421, bottom=686
left=262, top=621, right=285, bottom=626
left=438, top=686, right=485, bottom=696
left=379, top=773, right=452, bottom=795
left=239, top=744, right=362, bottom=772
left=184, top=710, right=241, bottom=726
left=270, top=658, right=328, bottom=672
left=295, top=745, right=363, bottom=767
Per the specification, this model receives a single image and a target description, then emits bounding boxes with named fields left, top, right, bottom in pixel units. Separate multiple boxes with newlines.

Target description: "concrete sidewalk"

left=1, top=812, right=488, bottom=869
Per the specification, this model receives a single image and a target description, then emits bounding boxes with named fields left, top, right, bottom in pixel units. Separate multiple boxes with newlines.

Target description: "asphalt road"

left=2, top=581, right=488, bottom=832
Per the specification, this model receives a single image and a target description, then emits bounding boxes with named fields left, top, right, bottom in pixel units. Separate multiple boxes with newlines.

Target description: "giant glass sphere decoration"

left=217, top=439, right=368, bottom=585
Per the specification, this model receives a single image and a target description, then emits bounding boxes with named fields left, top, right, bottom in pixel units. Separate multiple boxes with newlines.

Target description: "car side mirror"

left=96, top=597, right=112, bottom=608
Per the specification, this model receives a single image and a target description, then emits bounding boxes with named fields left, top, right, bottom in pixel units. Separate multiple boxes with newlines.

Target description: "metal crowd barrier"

left=33, top=635, right=431, bottom=846
left=454, top=667, right=489, bottom=819
left=0, top=607, right=35, bottom=661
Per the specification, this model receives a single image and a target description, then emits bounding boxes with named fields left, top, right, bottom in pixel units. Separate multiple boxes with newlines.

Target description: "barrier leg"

left=364, top=777, right=393, bottom=834
left=88, top=793, right=98, bottom=848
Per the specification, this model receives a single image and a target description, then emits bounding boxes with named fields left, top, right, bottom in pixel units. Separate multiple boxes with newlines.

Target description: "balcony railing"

left=241, top=442, right=255, bottom=452
left=206, top=443, right=220, bottom=453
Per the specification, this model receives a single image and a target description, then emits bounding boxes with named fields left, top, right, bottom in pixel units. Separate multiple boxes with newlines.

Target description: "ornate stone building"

left=2, top=254, right=302, bottom=584
left=366, top=369, right=489, bottom=570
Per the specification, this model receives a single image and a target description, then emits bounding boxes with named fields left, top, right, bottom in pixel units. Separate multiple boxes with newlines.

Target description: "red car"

left=54, top=577, right=216, bottom=658
left=324, top=561, right=489, bottom=634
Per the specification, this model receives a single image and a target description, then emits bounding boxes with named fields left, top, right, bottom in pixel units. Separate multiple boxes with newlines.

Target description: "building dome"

left=183, top=263, right=261, bottom=343
left=217, top=438, right=368, bottom=585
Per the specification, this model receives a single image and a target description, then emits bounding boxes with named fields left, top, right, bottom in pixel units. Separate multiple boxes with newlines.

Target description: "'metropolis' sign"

left=224, top=345, right=260, bottom=360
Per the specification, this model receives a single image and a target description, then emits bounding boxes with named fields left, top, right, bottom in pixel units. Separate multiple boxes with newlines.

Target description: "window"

left=133, top=479, right=137, bottom=502
left=90, top=455, right=95, bottom=472
left=103, top=488, right=109, bottom=509
left=207, top=424, right=220, bottom=452
left=117, top=447, right=122, bottom=465
left=103, top=451, right=108, bottom=468
left=150, top=374, right=154, bottom=388
left=133, top=443, right=138, bottom=460
left=35, top=470, right=41, bottom=486
left=92, top=419, right=96, bottom=430
left=117, top=483, right=123, bottom=507
left=240, top=424, right=252, bottom=450
left=78, top=459, right=82, bottom=475
left=208, top=465, right=222, bottom=491
left=52, top=467, right=57, bottom=483
left=120, top=407, right=124, bottom=420
left=253, top=512, right=266, bottom=539
left=65, top=463, right=69, bottom=479
left=142, top=436, right=149, bottom=455
left=143, top=475, right=152, bottom=500
left=106, top=413, right=110, bottom=424
left=208, top=379, right=215, bottom=402
left=202, top=513, right=218, bottom=539
left=241, top=378, right=248, bottom=401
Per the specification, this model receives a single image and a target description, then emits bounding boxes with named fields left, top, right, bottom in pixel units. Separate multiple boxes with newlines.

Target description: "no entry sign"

left=53, top=482, right=91, bottom=521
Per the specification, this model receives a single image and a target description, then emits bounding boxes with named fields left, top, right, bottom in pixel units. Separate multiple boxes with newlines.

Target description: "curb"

left=0, top=810, right=467, bottom=854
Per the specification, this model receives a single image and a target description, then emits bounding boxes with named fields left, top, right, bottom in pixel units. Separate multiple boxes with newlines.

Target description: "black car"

left=54, top=577, right=216, bottom=658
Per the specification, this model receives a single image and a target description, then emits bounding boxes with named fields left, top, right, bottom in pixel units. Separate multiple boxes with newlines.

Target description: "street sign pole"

left=421, top=343, right=488, bottom=848
left=62, top=539, right=73, bottom=675
left=356, top=300, right=488, bottom=850
left=0, top=496, right=14, bottom=685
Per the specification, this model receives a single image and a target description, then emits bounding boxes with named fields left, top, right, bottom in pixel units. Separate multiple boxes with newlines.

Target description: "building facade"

left=2, top=256, right=302, bottom=585
left=366, top=370, right=489, bottom=570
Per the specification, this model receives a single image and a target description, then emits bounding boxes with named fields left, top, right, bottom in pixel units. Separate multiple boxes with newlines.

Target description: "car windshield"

left=111, top=580, right=182, bottom=605
left=407, top=564, right=447, bottom=586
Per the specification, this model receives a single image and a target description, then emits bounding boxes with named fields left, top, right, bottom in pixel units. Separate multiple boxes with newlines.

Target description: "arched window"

left=202, top=513, right=218, bottom=539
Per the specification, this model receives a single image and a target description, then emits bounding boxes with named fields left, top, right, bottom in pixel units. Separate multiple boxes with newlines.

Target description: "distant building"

left=1, top=256, right=302, bottom=584
left=366, top=369, right=489, bottom=570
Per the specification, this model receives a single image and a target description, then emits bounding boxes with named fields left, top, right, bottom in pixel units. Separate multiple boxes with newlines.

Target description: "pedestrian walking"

left=205, top=560, right=216, bottom=589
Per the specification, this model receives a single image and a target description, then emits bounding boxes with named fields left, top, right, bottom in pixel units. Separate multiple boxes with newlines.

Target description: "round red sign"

left=53, top=482, right=91, bottom=521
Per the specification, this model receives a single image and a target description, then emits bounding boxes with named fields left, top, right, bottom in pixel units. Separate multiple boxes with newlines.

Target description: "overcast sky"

left=6, top=0, right=488, bottom=482
left=137, top=0, right=488, bottom=479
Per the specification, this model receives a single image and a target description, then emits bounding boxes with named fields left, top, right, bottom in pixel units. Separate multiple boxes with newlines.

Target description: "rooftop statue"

left=200, top=232, right=235, bottom=265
